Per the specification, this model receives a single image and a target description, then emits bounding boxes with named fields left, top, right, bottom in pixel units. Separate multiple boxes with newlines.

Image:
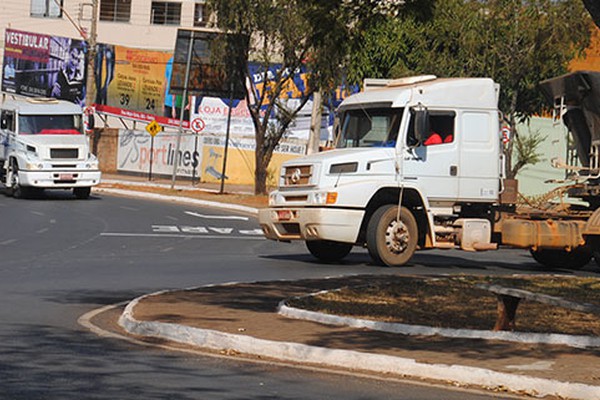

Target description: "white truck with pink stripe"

left=0, top=97, right=101, bottom=198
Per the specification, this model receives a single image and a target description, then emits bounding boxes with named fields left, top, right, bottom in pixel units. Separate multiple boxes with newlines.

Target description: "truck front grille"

left=282, top=165, right=312, bottom=187
left=51, top=149, right=79, bottom=159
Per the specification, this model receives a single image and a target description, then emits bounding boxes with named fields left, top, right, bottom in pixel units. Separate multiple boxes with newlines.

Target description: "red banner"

left=95, top=104, right=190, bottom=129
left=4, top=29, right=50, bottom=63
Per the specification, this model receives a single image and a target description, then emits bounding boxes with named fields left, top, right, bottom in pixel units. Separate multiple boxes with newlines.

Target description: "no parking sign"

left=191, top=117, right=205, bottom=134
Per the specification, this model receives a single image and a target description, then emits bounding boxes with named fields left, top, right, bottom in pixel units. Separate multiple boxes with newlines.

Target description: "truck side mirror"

left=411, top=109, right=430, bottom=147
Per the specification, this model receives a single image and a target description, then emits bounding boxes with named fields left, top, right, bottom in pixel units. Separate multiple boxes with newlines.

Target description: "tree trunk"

left=254, top=152, right=269, bottom=195
left=493, top=295, right=520, bottom=331
left=307, top=90, right=322, bottom=155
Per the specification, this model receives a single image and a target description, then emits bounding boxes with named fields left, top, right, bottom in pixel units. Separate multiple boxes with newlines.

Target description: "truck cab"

left=259, top=76, right=504, bottom=266
left=0, top=97, right=101, bottom=199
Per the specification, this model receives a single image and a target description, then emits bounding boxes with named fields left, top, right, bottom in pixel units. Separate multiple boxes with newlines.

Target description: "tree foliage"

left=206, top=0, right=349, bottom=194
left=207, top=0, right=434, bottom=194
left=346, top=0, right=592, bottom=178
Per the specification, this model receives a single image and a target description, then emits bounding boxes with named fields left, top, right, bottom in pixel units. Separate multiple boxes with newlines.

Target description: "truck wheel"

left=6, top=160, right=23, bottom=198
left=73, top=187, right=91, bottom=199
left=367, top=205, right=418, bottom=267
left=530, top=247, right=592, bottom=270
left=306, top=240, right=353, bottom=262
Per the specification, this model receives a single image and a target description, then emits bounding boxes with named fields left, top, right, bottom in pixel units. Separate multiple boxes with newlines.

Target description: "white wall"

left=0, top=0, right=205, bottom=58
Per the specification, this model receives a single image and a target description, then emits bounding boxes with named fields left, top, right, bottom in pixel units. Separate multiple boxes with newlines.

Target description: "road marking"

left=36, top=228, right=49, bottom=234
left=0, top=239, right=17, bottom=245
left=30, top=211, right=44, bottom=216
left=208, top=227, right=234, bottom=234
left=152, top=225, right=263, bottom=236
left=185, top=211, right=249, bottom=221
left=100, top=233, right=265, bottom=240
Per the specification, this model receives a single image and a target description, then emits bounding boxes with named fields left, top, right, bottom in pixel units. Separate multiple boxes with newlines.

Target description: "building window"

left=194, top=2, right=206, bottom=27
left=100, top=0, right=131, bottom=22
left=151, top=2, right=182, bottom=25
left=30, top=0, right=62, bottom=18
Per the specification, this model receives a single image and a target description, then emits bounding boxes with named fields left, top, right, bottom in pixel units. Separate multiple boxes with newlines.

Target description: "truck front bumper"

left=19, top=169, right=102, bottom=188
left=258, top=207, right=364, bottom=243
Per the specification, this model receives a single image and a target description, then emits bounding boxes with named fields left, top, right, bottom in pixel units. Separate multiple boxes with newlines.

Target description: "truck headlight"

left=268, top=192, right=279, bottom=206
left=86, top=154, right=99, bottom=169
left=312, top=192, right=338, bottom=205
left=26, top=162, right=44, bottom=170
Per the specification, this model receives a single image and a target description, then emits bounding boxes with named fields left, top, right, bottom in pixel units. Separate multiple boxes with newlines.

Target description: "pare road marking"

left=185, top=211, right=249, bottom=221
left=152, top=225, right=263, bottom=235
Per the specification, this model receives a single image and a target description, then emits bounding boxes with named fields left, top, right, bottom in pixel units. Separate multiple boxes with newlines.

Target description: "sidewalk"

left=97, top=174, right=600, bottom=400
left=118, top=277, right=600, bottom=400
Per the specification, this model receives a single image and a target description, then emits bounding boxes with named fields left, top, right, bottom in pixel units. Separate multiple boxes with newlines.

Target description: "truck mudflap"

left=501, top=218, right=586, bottom=250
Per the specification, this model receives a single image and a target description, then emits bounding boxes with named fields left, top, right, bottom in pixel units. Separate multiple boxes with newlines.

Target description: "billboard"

left=171, top=30, right=248, bottom=99
left=2, top=29, right=87, bottom=105
left=91, top=44, right=193, bottom=128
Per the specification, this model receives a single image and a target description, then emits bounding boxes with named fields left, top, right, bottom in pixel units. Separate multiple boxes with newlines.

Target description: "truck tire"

left=530, top=247, right=592, bottom=270
left=367, top=204, right=418, bottom=267
left=73, top=187, right=91, bottom=199
left=306, top=240, right=353, bottom=262
left=6, top=159, right=24, bottom=198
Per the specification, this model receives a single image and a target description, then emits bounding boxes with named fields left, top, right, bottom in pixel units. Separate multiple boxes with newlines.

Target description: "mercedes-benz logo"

left=290, top=168, right=302, bottom=184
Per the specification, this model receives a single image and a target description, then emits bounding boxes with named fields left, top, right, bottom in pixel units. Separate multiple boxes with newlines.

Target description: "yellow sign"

left=146, top=120, right=161, bottom=137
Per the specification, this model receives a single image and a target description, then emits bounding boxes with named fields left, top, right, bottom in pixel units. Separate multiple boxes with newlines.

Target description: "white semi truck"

left=258, top=73, right=600, bottom=269
left=0, top=97, right=101, bottom=199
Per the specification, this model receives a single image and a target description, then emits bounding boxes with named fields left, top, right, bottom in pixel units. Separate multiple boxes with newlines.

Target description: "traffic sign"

left=146, top=120, right=161, bottom=137
left=191, top=117, right=205, bottom=134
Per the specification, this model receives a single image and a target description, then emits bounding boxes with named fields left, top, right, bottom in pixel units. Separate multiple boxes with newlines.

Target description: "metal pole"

left=149, top=135, right=154, bottom=181
left=219, top=82, right=234, bottom=194
left=171, top=31, right=195, bottom=189
left=192, top=133, right=198, bottom=184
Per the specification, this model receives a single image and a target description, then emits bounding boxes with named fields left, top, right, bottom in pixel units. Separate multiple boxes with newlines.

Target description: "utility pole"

left=85, top=0, right=99, bottom=108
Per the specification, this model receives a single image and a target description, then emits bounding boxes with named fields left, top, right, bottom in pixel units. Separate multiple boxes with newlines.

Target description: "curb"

left=94, top=187, right=259, bottom=216
left=119, top=287, right=600, bottom=400
left=278, top=294, right=600, bottom=349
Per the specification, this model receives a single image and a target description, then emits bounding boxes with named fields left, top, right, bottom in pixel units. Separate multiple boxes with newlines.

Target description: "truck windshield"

left=337, top=107, right=403, bottom=148
left=18, top=114, right=82, bottom=135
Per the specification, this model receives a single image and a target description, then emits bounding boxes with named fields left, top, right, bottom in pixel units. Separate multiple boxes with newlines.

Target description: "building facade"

left=0, top=0, right=207, bottom=59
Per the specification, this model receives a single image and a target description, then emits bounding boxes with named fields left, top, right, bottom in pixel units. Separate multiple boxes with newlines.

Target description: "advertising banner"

left=93, top=45, right=174, bottom=118
left=2, top=29, right=87, bottom=105
left=116, top=127, right=304, bottom=184
left=190, top=97, right=254, bottom=137
left=117, top=129, right=202, bottom=177
left=200, top=136, right=306, bottom=185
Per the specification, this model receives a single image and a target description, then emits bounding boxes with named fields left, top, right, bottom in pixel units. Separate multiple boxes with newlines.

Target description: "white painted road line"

left=100, top=233, right=265, bottom=240
left=185, top=211, right=249, bottom=221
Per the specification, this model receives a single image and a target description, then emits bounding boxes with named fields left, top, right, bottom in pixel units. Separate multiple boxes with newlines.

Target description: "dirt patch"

left=287, top=275, right=600, bottom=336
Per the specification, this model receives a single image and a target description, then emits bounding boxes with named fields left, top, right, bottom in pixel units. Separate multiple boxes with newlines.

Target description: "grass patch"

left=287, top=275, right=600, bottom=336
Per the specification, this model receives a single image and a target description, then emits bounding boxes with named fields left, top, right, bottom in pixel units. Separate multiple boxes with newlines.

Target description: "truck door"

left=457, top=111, right=499, bottom=202
left=0, top=110, right=15, bottom=160
left=402, top=110, right=459, bottom=203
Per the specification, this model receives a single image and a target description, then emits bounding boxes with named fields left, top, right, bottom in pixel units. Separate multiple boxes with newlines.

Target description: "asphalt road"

left=1, top=189, right=596, bottom=399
